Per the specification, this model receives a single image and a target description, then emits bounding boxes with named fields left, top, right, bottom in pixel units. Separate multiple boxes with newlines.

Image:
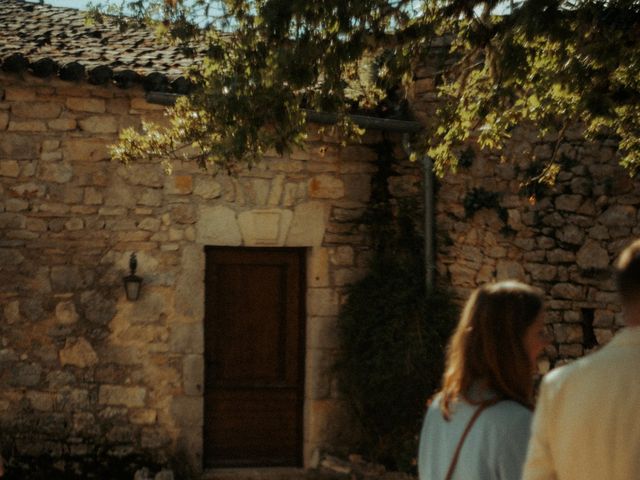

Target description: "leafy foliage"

left=90, top=0, right=640, bottom=179
left=334, top=141, right=456, bottom=471
left=336, top=262, right=455, bottom=472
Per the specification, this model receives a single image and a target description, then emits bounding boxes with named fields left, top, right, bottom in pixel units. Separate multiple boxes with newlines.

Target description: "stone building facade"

left=408, top=66, right=637, bottom=374
left=0, top=69, right=384, bottom=471
left=2, top=0, right=640, bottom=476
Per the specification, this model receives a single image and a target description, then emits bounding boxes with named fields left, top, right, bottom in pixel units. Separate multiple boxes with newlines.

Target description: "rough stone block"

left=305, top=348, right=334, bottom=400
left=80, top=290, right=117, bottom=325
left=554, top=324, right=583, bottom=343
left=286, top=202, right=327, bottom=246
left=119, top=164, right=164, bottom=188
left=55, top=301, right=78, bottom=325
left=576, top=241, right=609, bottom=270
left=72, top=412, right=98, bottom=436
left=8, top=119, right=47, bottom=131
left=99, top=385, right=146, bottom=407
left=557, top=224, right=585, bottom=245
left=117, top=325, right=169, bottom=344
left=307, top=317, right=339, bottom=351
left=282, top=182, right=301, bottom=207
left=0, top=213, right=26, bottom=230
left=594, top=310, right=615, bottom=327
left=104, top=177, right=138, bottom=208
left=183, top=354, right=204, bottom=396
left=525, top=263, right=557, bottom=281
left=98, top=206, right=127, bottom=216
left=39, top=162, right=73, bottom=183
left=154, top=469, right=175, bottom=480
left=41, top=150, right=63, bottom=161
left=0, top=248, right=24, bottom=266
left=449, top=263, right=477, bottom=287
left=60, top=337, right=99, bottom=368
left=193, top=176, right=222, bottom=199
left=247, top=178, right=270, bottom=205
left=547, top=249, right=576, bottom=264
left=138, top=217, right=161, bottom=232
left=342, top=174, right=371, bottom=202
left=84, top=187, right=103, bottom=205
left=563, top=310, right=582, bottom=323
left=558, top=343, right=583, bottom=358
left=12, top=102, right=62, bottom=119
left=48, top=118, right=77, bottom=131
left=555, top=195, right=583, bottom=212
left=79, top=115, right=118, bottom=133
left=130, top=409, right=157, bottom=425
left=62, top=138, right=109, bottom=162
left=168, top=228, right=183, bottom=241
left=496, top=260, right=526, bottom=281
left=4, top=87, right=36, bottom=101
left=238, top=209, right=293, bottom=246
left=551, top=283, right=584, bottom=300
left=130, top=98, right=165, bottom=111
left=107, top=425, right=137, bottom=443
left=27, top=391, right=57, bottom=411
left=0, top=160, right=20, bottom=177
left=0, top=134, right=38, bottom=159
left=4, top=300, right=20, bottom=324
left=333, top=268, right=366, bottom=286
left=165, top=175, right=193, bottom=195
left=141, top=427, right=170, bottom=448
left=47, top=370, right=76, bottom=388
left=139, top=189, right=162, bottom=207
left=196, top=205, right=241, bottom=245
left=51, top=265, right=92, bottom=291
left=308, top=247, right=329, bottom=287
left=330, top=246, right=354, bottom=266
left=309, top=174, right=345, bottom=199
left=107, top=98, right=130, bottom=115
left=485, top=245, right=506, bottom=258
left=171, top=396, right=203, bottom=427
left=171, top=204, right=197, bottom=224
left=169, top=323, right=204, bottom=354
left=305, top=399, right=349, bottom=445
left=600, top=205, right=636, bottom=227
left=66, top=97, right=106, bottom=113
left=39, top=203, right=70, bottom=216
left=307, top=288, right=340, bottom=316
left=595, top=328, right=614, bottom=345
left=267, top=174, right=285, bottom=206
left=11, top=362, right=42, bottom=387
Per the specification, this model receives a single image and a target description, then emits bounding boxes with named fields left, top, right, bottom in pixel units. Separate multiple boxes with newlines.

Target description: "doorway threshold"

left=202, top=467, right=307, bottom=480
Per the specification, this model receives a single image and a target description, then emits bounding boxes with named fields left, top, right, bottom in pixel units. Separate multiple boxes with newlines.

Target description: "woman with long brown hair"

left=418, top=281, right=550, bottom=480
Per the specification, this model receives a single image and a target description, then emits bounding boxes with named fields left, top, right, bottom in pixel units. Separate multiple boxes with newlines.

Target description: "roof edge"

left=145, top=91, right=423, bottom=133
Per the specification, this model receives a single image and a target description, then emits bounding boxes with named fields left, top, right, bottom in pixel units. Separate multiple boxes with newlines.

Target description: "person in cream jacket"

left=522, top=239, right=640, bottom=480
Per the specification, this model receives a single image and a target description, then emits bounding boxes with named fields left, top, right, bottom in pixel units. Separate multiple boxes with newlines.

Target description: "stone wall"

left=0, top=72, right=381, bottom=472
left=406, top=65, right=637, bottom=372
left=4, top=55, right=635, bottom=473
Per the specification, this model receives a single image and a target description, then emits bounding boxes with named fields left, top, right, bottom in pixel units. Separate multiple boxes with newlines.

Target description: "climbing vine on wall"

left=334, top=140, right=456, bottom=472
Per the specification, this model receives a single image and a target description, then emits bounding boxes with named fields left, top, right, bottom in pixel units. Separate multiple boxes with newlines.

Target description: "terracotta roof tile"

left=0, top=0, right=196, bottom=91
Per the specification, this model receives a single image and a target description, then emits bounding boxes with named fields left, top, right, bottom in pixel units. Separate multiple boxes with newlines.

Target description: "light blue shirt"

left=418, top=394, right=532, bottom=480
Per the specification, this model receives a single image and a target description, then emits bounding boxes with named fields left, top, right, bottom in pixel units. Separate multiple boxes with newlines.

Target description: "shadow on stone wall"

left=0, top=452, right=184, bottom=480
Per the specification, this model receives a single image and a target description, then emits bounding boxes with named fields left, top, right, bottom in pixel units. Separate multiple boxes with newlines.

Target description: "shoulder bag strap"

left=444, top=399, right=501, bottom=480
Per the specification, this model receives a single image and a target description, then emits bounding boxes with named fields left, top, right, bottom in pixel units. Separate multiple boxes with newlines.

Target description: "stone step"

left=202, top=468, right=309, bottom=480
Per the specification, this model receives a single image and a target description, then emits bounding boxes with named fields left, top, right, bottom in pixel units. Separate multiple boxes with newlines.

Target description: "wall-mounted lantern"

left=123, top=253, right=143, bottom=301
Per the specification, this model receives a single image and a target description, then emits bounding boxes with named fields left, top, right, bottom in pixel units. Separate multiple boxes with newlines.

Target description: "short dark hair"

left=615, top=239, right=640, bottom=305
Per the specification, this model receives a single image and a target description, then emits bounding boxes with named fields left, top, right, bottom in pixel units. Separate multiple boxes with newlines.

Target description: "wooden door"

left=203, top=247, right=306, bottom=468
